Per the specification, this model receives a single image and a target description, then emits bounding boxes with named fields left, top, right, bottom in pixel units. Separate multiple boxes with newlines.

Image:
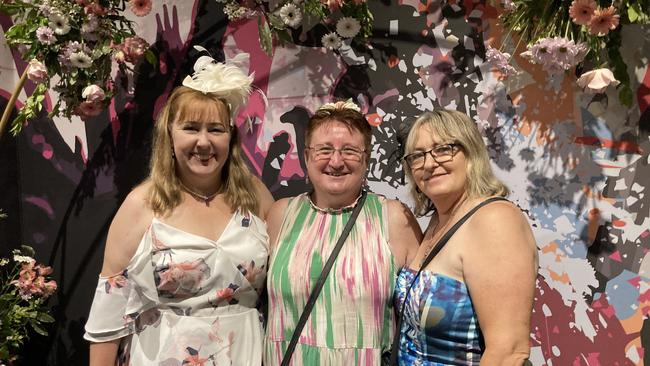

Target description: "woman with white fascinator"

left=84, top=53, right=274, bottom=365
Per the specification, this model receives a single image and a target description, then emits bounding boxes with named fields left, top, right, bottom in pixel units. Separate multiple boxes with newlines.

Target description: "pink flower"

left=82, top=84, right=106, bottom=102
left=183, top=354, right=208, bottom=366
left=215, top=287, right=235, bottom=302
left=577, top=68, right=620, bottom=93
left=84, top=2, right=108, bottom=16
left=157, top=259, right=210, bottom=298
left=27, top=59, right=48, bottom=83
left=321, top=0, right=343, bottom=12
left=42, top=280, right=57, bottom=298
left=588, top=6, right=620, bottom=36
left=129, top=0, right=152, bottom=17
left=35, top=264, right=53, bottom=276
left=569, top=0, right=597, bottom=25
left=120, top=36, right=149, bottom=64
left=75, top=101, right=104, bottom=119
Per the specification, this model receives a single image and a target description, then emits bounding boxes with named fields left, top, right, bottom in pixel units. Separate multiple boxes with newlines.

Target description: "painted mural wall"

left=0, top=0, right=648, bottom=364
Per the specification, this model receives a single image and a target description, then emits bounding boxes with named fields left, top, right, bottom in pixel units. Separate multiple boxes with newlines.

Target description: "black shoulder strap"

left=280, top=190, right=368, bottom=366
left=387, top=196, right=508, bottom=365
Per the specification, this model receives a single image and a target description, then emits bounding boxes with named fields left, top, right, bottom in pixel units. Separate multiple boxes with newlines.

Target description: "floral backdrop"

left=0, top=0, right=649, bottom=364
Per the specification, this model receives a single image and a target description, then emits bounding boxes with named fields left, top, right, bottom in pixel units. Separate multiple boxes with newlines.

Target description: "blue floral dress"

left=84, top=211, right=268, bottom=366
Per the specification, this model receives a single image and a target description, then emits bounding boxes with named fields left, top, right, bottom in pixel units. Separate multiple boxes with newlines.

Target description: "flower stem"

left=0, top=68, right=29, bottom=139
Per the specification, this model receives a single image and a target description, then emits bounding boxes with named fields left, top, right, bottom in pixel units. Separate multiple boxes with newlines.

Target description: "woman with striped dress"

left=263, top=100, right=422, bottom=366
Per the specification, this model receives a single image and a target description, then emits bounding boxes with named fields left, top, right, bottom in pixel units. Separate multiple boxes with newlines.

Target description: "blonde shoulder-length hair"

left=404, top=110, right=508, bottom=216
left=146, top=86, right=259, bottom=216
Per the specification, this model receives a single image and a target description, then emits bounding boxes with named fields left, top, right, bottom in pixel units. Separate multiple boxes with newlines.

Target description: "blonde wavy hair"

left=404, top=110, right=508, bottom=216
left=146, top=86, right=258, bottom=216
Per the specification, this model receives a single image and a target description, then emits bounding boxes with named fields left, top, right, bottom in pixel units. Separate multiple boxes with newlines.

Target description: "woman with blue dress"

left=396, top=110, right=538, bottom=365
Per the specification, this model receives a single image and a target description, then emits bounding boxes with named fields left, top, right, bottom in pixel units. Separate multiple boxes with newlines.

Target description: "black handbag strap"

left=387, top=196, right=508, bottom=365
left=280, top=190, right=368, bottom=366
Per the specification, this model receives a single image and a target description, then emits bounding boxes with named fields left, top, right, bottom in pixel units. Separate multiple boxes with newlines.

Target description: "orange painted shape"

left=366, top=113, right=382, bottom=127
left=549, top=269, right=570, bottom=284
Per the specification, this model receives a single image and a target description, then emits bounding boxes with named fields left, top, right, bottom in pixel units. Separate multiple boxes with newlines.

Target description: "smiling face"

left=305, top=120, right=368, bottom=208
left=410, top=124, right=467, bottom=203
left=170, top=98, right=231, bottom=187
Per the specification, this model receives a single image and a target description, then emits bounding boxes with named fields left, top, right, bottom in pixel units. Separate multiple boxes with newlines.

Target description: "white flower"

left=82, top=85, right=106, bottom=102
left=321, top=32, right=342, bottom=49
left=48, top=12, right=71, bottom=35
left=13, top=255, right=33, bottom=263
left=0, top=258, right=9, bottom=266
left=577, top=68, right=620, bottom=93
left=280, top=3, right=302, bottom=28
left=70, top=52, right=93, bottom=68
left=336, top=17, right=361, bottom=38
left=223, top=2, right=248, bottom=20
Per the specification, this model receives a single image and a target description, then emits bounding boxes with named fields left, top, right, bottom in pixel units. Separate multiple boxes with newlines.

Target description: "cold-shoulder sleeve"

left=84, top=226, right=157, bottom=343
left=84, top=271, right=138, bottom=342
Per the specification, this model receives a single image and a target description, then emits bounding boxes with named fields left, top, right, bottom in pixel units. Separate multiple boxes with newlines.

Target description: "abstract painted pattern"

left=0, top=1, right=648, bottom=364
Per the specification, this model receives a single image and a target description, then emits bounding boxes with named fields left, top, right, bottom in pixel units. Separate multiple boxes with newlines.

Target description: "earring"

left=305, top=175, right=310, bottom=184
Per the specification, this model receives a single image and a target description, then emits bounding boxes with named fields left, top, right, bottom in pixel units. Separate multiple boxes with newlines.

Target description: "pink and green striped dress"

left=264, top=192, right=397, bottom=366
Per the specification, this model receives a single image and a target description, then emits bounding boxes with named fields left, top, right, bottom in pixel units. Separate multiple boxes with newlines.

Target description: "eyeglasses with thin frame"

left=403, top=143, right=460, bottom=169
left=307, top=144, right=366, bottom=162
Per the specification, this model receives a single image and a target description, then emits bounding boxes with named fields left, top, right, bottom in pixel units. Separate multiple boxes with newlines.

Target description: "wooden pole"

left=0, top=67, right=29, bottom=138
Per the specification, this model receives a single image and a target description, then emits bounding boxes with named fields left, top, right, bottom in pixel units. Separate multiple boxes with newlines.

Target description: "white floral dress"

left=84, top=211, right=268, bottom=366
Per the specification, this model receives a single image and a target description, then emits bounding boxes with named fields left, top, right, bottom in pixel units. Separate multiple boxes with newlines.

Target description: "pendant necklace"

left=179, top=181, right=218, bottom=206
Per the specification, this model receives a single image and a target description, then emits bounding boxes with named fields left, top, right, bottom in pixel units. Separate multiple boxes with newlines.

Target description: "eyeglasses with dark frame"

left=403, top=143, right=460, bottom=169
left=307, top=145, right=366, bottom=162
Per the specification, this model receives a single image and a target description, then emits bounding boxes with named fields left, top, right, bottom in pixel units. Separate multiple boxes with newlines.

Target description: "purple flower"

left=486, top=46, right=517, bottom=77
left=521, top=37, right=587, bottom=75
left=36, top=26, right=57, bottom=45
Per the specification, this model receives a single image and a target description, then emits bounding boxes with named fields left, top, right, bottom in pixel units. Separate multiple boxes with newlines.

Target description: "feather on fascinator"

left=182, top=52, right=254, bottom=124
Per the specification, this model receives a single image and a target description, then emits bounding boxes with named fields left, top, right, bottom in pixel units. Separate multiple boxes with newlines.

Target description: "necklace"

left=419, top=197, right=469, bottom=267
left=179, top=181, right=219, bottom=206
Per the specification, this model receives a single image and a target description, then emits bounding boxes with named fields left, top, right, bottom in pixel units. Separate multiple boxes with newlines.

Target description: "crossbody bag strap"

left=280, top=189, right=368, bottom=366
left=387, top=196, right=508, bottom=365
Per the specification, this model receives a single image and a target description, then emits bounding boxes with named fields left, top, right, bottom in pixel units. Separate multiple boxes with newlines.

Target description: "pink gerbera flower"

left=588, top=6, right=620, bottom=36
left=129, top=0, right=152, bottom=17
left=568, top=0, right=597, bottom=25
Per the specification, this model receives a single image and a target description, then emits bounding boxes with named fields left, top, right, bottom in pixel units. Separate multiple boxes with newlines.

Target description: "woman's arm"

left=253, top=177, right=275, bottom=221
left=88, top=185, right=152, bottom=365
left=265, top=198, right=290, bottom=251
left=387, top=199, right=423, bottom=268
left=462, top=201, right=538, bottom=366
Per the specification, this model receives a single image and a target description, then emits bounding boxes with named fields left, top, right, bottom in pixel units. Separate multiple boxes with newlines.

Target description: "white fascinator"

left=182, top=50, right=254, bottom=123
